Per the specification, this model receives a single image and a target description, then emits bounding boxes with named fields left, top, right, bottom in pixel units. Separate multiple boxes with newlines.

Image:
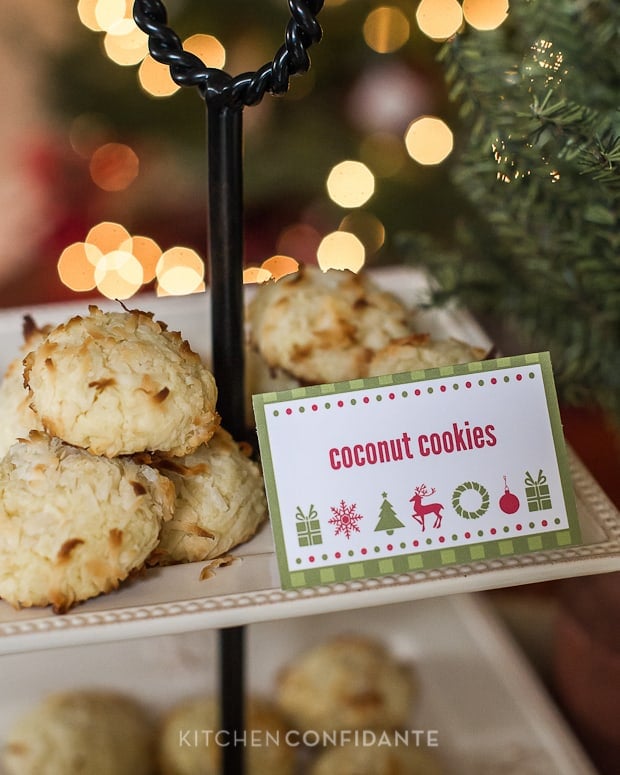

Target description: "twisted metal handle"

left=133, top=0, right=324, bottom=108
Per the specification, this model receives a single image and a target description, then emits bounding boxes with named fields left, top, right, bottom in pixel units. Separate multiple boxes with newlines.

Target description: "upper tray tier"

left=0, top=267, right=618, bottom=655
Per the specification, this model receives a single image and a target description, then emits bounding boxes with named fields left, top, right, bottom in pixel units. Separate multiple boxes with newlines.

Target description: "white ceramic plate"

left=0, top=268, right=618, bottom=655
left=0, top=593, right=598, bottom=774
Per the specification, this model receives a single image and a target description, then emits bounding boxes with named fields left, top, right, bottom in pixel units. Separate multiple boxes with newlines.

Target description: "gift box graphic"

left=524, top=469, right=552, bottom=511
left=295, top=505, right=323, bottom=547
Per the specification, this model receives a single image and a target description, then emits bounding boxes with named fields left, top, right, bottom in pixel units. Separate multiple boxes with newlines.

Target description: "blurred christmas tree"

left=398, top=0, right=620, bottom=419
left=10, top=1, right=619, bottom=419
left=48, top=0, right=458, bottom=267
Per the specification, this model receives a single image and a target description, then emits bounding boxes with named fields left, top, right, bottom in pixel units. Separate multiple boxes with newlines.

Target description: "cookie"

left=367, top=333, right=487, bottom=377
left=24, top=306, right=219, bottom=457
left=151, top=427, right=268, bottom=565
left=0, top=316, right=50, bottom=458
left=276, top=636, right=415, bottom=733
left=158, top=695, right=294, bottom=775
left=310, top=739, right=442, bottom=775
left=0, top=432, right=175, bottom=612
left=2, top=690, right=155, bottom=775
left=247, top=267, right=411, bottom=386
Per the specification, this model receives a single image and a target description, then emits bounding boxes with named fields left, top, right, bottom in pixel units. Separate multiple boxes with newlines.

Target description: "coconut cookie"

left=247, top=266, right=412, bottom=387
left=0, top=432, right=175, bottom=613
left=276, top=636, right=415, bottom=733
left=151, top=426, right=268, bottom=566
left=310, top=740, right=442, bottom=775
left=367, top=333, right=487, bottom=377
left=158, top=695, right=294, bottom=775
left=1, top=690, right=155, bottom=775
left=24, top=305, right=219, bottom=457
left=0, top=316, right=51, bottom=458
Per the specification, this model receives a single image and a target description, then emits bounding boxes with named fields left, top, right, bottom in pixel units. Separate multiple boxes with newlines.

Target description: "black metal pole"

left=207, top=102, right=246, bottom=775
left=207, top=102, right=246, bottom=441
left=131, top=7, right=325, bottom=775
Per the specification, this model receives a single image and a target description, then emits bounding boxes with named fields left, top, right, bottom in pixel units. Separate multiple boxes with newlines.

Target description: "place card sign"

left=253, top=353, right=580, bottom=589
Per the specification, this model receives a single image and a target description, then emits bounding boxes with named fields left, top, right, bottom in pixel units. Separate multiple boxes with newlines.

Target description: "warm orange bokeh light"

left=462, top=0, right=510, bottom=31
left=243, top=267, right=273, bottom=285
left=260, top=255, right=299, bottom=281
left=138, top=55, right=180, bottom=97
left=121, top=236, right=162, bottom=283
left=183, top=34, right=226, bottom=69
left=157, top=267, right=205, bottom=296
left=317, top=231, right=366, bottom=273
left=405, top=116, right=454, bottom=165
left=58, top=222, right=204, bottom=300
left=77, top=0, right=102, bottom=32
left=326, top=160, right=375, bottom=208
left=104, top=22, right=149, bottom=67
left=363, top=6, right=410, bottom=54
left=276, top=223, right=322, bottom=264
left=339, top=211, right=385, bottom=256
left=86, top=222, right=131, bottom=254
left=156, top=247, right=204, bottom=277
left=89, top=143, right=140, bottom=191
left=57, top=243, right=99, bottom=292
left=94, top=250, right=144, bottom=300
left=416, top=0, right=464, bottom=41
left=95, top=0, right=130, bottom=33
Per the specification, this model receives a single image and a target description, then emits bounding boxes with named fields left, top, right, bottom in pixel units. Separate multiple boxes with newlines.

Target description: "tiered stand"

left=133, top=2, right=325, bottom=772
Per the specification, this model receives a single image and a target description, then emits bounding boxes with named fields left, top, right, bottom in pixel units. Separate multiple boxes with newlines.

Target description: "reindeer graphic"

left=410, top=484, right=444, bottom=531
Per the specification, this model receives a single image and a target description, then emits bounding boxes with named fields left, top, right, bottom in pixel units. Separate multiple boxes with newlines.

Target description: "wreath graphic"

left=452, top=481, right=490, bottom=520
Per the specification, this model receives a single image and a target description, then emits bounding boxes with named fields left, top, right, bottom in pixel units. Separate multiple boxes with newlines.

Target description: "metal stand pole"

left=207, top=102, right=246, bottom=441
left=131, top=5, right=324, bottom=774
left=208, top=101, right=247, bottom=775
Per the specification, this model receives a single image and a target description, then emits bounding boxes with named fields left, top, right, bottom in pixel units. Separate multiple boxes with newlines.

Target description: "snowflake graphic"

left=329, top=500, right=364, bottom=539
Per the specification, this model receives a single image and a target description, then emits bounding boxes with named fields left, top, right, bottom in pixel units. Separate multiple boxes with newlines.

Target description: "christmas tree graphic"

left=374, top=492, right=405, bottom=535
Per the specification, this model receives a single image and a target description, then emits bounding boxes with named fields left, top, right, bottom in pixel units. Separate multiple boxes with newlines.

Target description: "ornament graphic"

left=329, top=500, right=364, bottom=539
left=295, top=504, right=323, bottom=547
left=409, top=484, right=444, bottom=531
left=499, top=475, right=520, bottom=514
left=374, top=491, right=405, bottom=535
left=452, top=481, right=490, bottom=520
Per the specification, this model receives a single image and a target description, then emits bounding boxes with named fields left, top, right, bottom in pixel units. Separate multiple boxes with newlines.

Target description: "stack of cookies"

left=246, top=266, right=487, bottom=400
left=0, top=306, right=268, bottom=613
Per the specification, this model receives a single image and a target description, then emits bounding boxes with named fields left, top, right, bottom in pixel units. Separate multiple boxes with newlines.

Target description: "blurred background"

left=0, top=1, right=618, bottom=771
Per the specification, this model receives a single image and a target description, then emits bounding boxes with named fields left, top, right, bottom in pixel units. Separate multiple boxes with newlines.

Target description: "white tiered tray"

left=0, top=594, right=598, bottom=774
left=0, top=268, right=618, bottom=655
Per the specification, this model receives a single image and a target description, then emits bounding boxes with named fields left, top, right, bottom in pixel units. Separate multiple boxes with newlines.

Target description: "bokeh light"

left=58, top=222, right=205, bottom=299
left=157, top=266, right=205, bottom=296
left=138, top=55, right=180, bottom=97
left=95, top=0, right=130, bottom=33
left=120, top=236, right=162, bottom=283
left=339, top=211, right=385, bottom=257
left=416, top=0, right=464, bottom=41
left=276, top=223, right=322, bottom=264
left=94, top=250, right=144, bottom=300
left=156, top=247, right=205, bottom=295
left=405, top=116, right=454, bottom=165
left=57, top=243, right=99, bottom=292
left=462, top=0, right=510, bottom=31
left=183, top=34, right=226, bottom=69
left=243, top=267, right=273, bottom=284
left=260, top=255, right=299, bottom=281
left=363, top=6, right=410, bottom=54
left=326, top=161, right=375, bottom=208
left=77, top=0, right=102, bottom=32
left=317, top=231, right=366, bottom=273
left=86, top=221, right=131, bottom=254
left=89, top=143, right=140, bottom=191
left=104, top=22, right=149, bottom=67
